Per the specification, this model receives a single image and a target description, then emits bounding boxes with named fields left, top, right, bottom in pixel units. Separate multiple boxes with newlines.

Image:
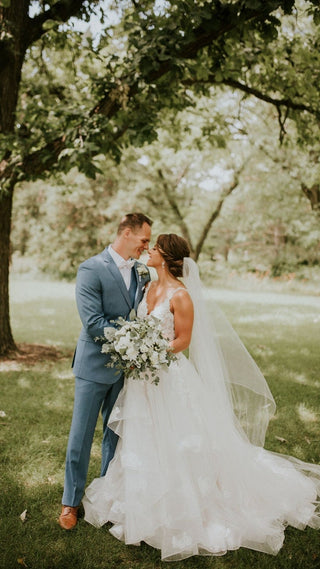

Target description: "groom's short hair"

left=117, top=213, right=153, bottom=235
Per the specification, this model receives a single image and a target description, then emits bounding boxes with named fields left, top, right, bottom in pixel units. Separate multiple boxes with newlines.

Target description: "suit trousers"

left=62, top=376, right=124, bottom=507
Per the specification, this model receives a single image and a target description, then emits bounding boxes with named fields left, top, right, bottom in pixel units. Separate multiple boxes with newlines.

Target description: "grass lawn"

left=0, top=276, right=319, bottom=569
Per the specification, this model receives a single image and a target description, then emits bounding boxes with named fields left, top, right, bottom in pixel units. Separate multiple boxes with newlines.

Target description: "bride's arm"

left=169, top=290, right=194, bottom=353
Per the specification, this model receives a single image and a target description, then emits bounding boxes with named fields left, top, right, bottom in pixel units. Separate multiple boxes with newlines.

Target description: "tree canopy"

left=1, top=0, right=320, bottom=355
left=2, top=0, right=320, bottom=187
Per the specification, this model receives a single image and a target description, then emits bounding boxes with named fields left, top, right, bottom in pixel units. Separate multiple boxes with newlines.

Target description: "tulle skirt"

left=83, top=354, right=320, bottom=561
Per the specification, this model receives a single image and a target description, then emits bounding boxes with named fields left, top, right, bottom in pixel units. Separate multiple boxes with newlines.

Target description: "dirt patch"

left=0, top=343, right=70, bottom=366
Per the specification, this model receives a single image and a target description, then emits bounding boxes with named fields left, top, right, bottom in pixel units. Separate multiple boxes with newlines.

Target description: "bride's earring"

left=162, top=261, right=165, bottom=269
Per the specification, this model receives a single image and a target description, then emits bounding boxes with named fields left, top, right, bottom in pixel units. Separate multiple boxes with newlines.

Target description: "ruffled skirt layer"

left=83, top=355, right=320, bottom=561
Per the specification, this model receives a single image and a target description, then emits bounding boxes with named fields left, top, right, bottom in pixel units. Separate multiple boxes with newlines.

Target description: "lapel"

left=101, top=248, right=132, bottom=309
left=132, top=264, right=140, bottom=310
left=133, top=263, right=149, bottom=310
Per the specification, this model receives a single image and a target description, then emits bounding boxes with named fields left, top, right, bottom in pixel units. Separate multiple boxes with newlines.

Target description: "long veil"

left=183, top=257, right=276, bottom=447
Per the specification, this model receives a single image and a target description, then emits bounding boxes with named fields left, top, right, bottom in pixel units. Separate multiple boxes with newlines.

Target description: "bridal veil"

left=183, top=257, right=276, bottom=447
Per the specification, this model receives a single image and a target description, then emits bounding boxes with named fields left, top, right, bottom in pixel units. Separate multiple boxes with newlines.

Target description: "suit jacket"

left=72, top=247, right=150, bottom=384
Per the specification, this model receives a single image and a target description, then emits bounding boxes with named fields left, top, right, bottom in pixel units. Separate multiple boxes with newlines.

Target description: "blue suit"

left=62, top=248, right=150, bottom=507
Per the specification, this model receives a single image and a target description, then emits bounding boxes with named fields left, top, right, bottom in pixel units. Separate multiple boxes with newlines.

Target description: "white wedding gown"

left=83, top=287, right=320, bottom=562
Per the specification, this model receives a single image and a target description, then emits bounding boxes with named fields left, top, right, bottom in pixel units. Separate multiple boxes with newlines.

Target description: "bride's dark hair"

left=156, top=234, right=190, bottom=277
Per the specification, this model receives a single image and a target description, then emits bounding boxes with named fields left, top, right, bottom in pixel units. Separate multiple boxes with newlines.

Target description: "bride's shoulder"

left=169, top=286, right=192, bottom=303
left=169, top=287, right=193, bottom=318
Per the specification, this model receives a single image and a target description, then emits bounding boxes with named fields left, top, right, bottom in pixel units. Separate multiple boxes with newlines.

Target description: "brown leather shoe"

left=58, top=506, right=79, bottom=530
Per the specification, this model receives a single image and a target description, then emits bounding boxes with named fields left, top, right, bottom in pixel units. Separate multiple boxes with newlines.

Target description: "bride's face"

left=147, top=245, right=164, bottom=268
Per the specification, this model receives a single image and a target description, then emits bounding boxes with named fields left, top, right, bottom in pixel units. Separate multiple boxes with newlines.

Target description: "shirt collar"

left=108, top=245, right=132, bottom=268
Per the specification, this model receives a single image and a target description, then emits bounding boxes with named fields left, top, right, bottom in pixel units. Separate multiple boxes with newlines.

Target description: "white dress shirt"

left=108, top=245, right=134, bottom=289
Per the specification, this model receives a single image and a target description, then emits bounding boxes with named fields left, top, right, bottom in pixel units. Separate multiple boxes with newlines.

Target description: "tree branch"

left=26, top=0, right=92, bottom=46
left=193, top=163, right=247, bottom=261
left=93, top=4, right=276, bottom=116
left=1, top=1, right=299, bottom=186
left=157, top=168, right=194, bottom=252
left=182, top=76, right=319, bottom=118
left=277, top=105, right=289, bottom=144
left=301, top=182, right=320, bottom=212
left=222, top=78, right=318, bottom=117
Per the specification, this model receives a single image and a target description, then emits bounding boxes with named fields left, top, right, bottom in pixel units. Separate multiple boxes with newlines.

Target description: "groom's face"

left=127, top=222, right=151, bottom=259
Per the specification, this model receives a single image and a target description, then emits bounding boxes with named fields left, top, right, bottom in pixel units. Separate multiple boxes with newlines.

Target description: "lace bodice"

left=137, top=286, right=186, bottom=342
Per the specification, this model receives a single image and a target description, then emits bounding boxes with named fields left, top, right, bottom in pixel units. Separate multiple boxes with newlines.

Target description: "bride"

left=83, top=233, right=320, bottom=561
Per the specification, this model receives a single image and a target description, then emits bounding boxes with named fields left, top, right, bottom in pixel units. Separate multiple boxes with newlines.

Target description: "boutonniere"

left=136, top=264, right=149, bottom=280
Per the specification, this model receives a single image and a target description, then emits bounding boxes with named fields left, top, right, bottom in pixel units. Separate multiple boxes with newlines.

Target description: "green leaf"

left=42, top=20, right=60, bottom=31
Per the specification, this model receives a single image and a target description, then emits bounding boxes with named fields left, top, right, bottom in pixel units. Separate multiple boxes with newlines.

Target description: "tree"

left=0, top=0, right=101, bottom=354
left=1, top=0, right=320, bottom=354
left=12, top=92, right=320, bottom=283
left=118, top=101, right=250, bottom=262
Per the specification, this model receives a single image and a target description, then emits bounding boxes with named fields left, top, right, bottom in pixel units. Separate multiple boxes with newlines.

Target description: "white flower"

left=136, top=264, right=149, bottom=279
left=150, top=352, right=160, bottom=366
left=103, top=327, right=116, bottom=341
left=114, top=335, right=131, bottom=352
left=126, top=345, right=139, bottom=360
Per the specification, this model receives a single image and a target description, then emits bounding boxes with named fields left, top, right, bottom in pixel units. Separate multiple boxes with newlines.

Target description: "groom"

left=59, top=212, right=152, bottom=530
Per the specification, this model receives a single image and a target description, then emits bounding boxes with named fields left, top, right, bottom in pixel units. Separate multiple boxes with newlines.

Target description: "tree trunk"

left=0, top=187, right=16, bottom=355
left=0, top=1, right=29, bottom=355
left=0, top=0, right=92, bottom=355
left=0, top=1, right=28, bottom=132
left=302, top=183, right=320, bottom=211
left=193, top=172, right=242, bottom=261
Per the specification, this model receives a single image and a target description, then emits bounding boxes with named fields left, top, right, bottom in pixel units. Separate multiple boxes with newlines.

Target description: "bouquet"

left=98, top=315, right=177, bottom=385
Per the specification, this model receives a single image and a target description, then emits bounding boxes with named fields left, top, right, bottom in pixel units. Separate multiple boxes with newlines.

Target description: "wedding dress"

left=83, top=259, right=320, bottom=561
